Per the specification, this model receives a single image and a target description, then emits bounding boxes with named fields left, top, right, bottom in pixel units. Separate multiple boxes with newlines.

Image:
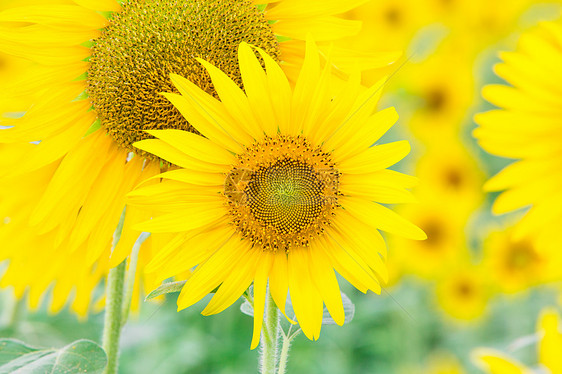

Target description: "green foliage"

left=145, top=281, right=186, bottom=301
left=0, top=339, right=107, bottom=374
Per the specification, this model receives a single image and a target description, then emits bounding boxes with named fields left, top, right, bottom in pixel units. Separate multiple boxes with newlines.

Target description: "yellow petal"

left=341, top=196, right=426, bottom=240
left=288, top=249, right=323, bottom=340
left=337, top=141, right=411, bottom=174
left=308, top=245, right=345, bottom=326
left=177, top=239, right=245, bottom=310
left=202, top=249, right=260, bottom=315
left=250, top=252, right=274, bottom=350
left=471, top=348, right=527, bottom=374
left=146, top=129, right=235, bottom=165
left=133, top=203, right=225, bottom=233
left=265, top=0, right=368, bottom=19
left=272, top=17, right=361, bottom=41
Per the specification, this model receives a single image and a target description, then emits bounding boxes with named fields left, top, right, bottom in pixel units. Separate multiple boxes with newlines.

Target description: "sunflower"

left=473, top=308, right=562, bottom=374
left=127, top=40, right=424, bottom=347
left=0, top=0, right=394, bottom=313
left=474, top=20, right=562, bottom=254
left=337, top=0, right=430, bottom=86
left=423, top=352, right=465, bottom=374
left=435, top=262, right=490, bottom=321
left=389, top=202, right=467, bottom=280
left=401, top=42, right=475, bottom=142
left=415, top=136, right=485, bottom=219
left=482, top=225, right=554, bottom=294
left=399, top=351, right=465, bottom=374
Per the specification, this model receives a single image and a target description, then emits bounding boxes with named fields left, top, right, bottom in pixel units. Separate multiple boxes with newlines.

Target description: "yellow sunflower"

left=398, top=351, right=465, bottom=374
left=474, top=19, right=562, bottom=254
left=473, top=307, right=562, bottom=374
left=338, top=0, right=430, bottom=86
left=127, top=41, right=424, bottom=347
left=389, top=202, right=467, bottom=280
left=423, top=352, right=465, bottom=374
left=415, top=136, right=485, bottom=220
left=435, top=261, right=490, bottom=321
left=482, top=225, right=554, bottom=294
left=401, top=42, right=476, bottom=142
left=0, top=0, right=394, bottom=313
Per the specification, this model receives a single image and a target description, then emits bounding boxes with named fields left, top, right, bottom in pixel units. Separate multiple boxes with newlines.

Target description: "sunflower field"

left=1, top=0, right=562, bottom=373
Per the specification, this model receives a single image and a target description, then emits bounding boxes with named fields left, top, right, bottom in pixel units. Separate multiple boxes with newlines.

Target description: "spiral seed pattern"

left=87, top=0, right=280, bottom=159
left=224, top=136, right=340, bottom=252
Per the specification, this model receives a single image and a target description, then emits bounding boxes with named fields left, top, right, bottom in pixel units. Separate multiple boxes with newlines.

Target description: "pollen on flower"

left=87, top=0, right=280, bottom=160
left=224, top=136, right=341, bottom=252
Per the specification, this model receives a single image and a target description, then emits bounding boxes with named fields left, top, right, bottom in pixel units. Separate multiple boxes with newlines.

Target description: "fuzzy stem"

left=120, top=232, right=149, bottom=325
left=277, top=328, right=300, bottom=374
left=102, top=259, right=127, bottom=374
left=6, top=291, right=26, bottom=330
left=259, top=288, right=280, bottom=374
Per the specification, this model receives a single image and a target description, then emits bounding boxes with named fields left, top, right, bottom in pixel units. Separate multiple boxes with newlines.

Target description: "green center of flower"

left=87, top=0, right=280, bottom=159
left=225, top=136, right=340, bottom=251
left=247, top=159, right=324, bottom=235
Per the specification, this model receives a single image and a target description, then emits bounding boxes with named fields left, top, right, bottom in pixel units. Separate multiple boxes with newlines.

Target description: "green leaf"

left=321, top=292, right=355, bottom=325
left=0, top=339, right=107, bottom=374
left=145, top=280, right=186, bottom=301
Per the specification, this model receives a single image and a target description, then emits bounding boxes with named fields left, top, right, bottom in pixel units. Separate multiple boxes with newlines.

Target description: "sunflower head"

left=128, top=40, right=424, bottom=347
left=436, top=265, right=489, bottom=321
left=87, top=0, right=280, bottom=159
left=225, top=135, right=340, bottom=251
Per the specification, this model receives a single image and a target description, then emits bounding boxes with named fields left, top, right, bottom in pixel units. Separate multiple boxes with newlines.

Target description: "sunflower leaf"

left=145, top=280, right=187, bottom=301
left=240, top=298, right=254, bottom=317
left=321, top=292, right=355, bottom=325
left=0, top=339, right=106, bottom=374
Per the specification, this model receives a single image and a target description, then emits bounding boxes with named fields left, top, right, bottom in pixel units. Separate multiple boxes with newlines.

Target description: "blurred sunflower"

left=403, top=43, right=475, bottom=141
left=339, top=0, right=430, bottom=85
left=473, top=307, right=562, bottom=374
left=0, top=0, right=394, bottom=313
left=389, top=202, right=466, bottom=280
left=415, top=137, right=484, bottom=219
left=474, top=20, right=562, bottom=254
left=128, top=41, right=424, bottom=347
left=446, top=0, right=534, bottom=52
left=435, top=262, right=490, bottom=321
left=482, top=226, right=553, bottom=294
left=399, top=351, right=465, bottom=374
left=424, top=352, right=465, bottom=374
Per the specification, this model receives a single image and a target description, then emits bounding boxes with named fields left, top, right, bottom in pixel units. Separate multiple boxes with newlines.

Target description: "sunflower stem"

left=259, top=288, right=280, bottom=374
left=277, top=333, right=292, bottom=374
left=5, top=291, right=26, bottom=332
left=120, top=232, right=149, bottom=325
left=277, top=325, right=299, bottom=374
left=102, top=259, right=127, bottom=374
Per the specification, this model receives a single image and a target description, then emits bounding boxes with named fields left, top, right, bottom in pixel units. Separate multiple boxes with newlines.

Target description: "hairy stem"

left=120, top=232, right=149, bottom=325
left=259, top=288, right=280, bottom=374
left=277, top=328, right=300, bottom=374
left=102, top=260, right=127, bottom=374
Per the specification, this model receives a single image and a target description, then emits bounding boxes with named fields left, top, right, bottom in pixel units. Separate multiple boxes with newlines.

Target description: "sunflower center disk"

left=225, top=136, right=341, bottom=252
left=87, top=0, right=280, bottom=159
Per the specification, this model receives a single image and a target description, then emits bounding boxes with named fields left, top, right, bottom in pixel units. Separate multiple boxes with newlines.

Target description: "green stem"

left=120, top=232, right=149, bottom=325
left=277, top=328, right=300, bottom=374
left=102, top=260, right=127, bottom=374
left=6, top=291, right=26, bottom=331
left=259, top=288, right=280, bottom=374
